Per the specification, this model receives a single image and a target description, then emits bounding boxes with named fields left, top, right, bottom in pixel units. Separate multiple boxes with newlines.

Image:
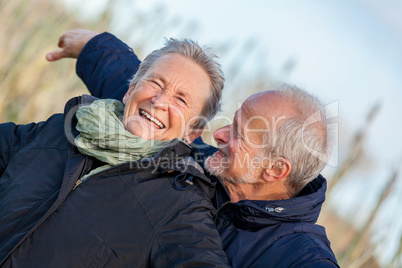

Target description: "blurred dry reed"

left=319, top=103, right=401, bottom=267
left=0, top=0, right=113, bottom=123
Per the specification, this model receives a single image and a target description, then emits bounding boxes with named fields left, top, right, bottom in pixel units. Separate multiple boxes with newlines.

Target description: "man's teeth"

left=218, top=150, right=227, bottom=157
left=140, top=110, right=165, bottom=129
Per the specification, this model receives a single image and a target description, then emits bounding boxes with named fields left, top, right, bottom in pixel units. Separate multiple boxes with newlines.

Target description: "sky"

left=64, top=0, right=402, bottom=264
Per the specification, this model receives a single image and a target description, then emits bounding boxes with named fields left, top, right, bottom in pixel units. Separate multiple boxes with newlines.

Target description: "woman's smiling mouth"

left=139, top=109, right=165, bottom=129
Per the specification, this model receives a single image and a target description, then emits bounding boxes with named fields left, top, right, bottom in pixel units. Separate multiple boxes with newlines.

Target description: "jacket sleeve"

left=0, top=122, right=40, bottom=177
left=151, top=198, right=230, bottom=267
left=76, top=32, right=142, bottom=102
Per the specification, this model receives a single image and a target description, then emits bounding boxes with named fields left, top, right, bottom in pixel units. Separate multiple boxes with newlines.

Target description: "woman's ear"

left=123, top=85, right=135, bottom=105
left=262, top=158, right=291, bottom=182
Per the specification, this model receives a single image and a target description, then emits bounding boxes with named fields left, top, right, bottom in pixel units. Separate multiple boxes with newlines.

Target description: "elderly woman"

left=0, top=31, right=229, bottom=267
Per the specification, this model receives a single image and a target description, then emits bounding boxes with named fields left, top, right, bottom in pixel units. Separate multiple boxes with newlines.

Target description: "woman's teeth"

left=140, top=110, right=165, bottom=129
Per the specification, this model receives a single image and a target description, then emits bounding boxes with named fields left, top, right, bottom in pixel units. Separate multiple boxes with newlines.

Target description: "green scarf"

left=75, top=99, right=171, bottom=182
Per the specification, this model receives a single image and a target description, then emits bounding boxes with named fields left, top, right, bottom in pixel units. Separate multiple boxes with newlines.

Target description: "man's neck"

left=223, top=180, right=293, bottom=203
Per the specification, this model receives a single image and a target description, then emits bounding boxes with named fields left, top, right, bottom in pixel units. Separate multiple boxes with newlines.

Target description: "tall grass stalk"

left=0, top=0, right=90, bottom=123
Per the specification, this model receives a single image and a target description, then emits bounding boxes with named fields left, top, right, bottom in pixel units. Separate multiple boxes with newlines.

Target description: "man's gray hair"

left=129, top=38, right=224, bottom=129
left=265, top=84, right=332, bottom=195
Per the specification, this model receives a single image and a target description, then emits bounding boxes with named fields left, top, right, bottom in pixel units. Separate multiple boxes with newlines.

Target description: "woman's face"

left=123, top=53, right=211, bottom=142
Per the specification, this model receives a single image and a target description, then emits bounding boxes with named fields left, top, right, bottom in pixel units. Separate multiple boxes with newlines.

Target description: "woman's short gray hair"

left=129, top=38, right=224, bottom=129
left=263, top=84, right=333, bottom=195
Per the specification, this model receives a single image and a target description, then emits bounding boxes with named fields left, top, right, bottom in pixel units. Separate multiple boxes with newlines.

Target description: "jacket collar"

left=64, top=95, right=99, bottom=156
left=218, top=175, right=327, bottom=230
left=149, top=139, right=218, bottom=198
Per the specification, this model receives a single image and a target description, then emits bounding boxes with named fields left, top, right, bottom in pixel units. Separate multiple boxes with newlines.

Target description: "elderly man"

left=206, top=87, right=338, bottom=267
left=0, top=33, right=230, bottom=266
left=59, top=30, right=340, bottom=267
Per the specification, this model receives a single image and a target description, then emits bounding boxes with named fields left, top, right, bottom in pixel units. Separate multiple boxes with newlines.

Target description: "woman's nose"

left=151, top=92, right=170, bottom=110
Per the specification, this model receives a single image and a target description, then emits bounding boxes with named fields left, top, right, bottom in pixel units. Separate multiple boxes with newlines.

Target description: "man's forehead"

left=233, top=98, right=270, bottom=144
left=239, top=93, right=272, bottom=120
left=246, top=90, right=295, bottom=117
left=235, top=102, right=268, bottom=130
left=235, top=90, right=295, bottom=130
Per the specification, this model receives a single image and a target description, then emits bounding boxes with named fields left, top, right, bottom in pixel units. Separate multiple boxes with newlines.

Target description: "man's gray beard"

left=204, top=155, right=254, bottom=185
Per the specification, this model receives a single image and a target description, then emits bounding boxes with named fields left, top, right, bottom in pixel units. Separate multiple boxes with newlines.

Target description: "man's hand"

left=46, top=29, right=99, bottom=61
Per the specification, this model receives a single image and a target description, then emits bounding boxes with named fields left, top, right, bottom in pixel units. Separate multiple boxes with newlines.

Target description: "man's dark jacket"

left=215, top=174, right=339, bottom=267
left=79, top=32, right=340, bottom=268
left=0, top=99, right=229, bottom=265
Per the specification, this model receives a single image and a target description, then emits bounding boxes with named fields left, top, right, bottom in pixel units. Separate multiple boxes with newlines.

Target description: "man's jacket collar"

left=218, top=175, right=327, bottom=230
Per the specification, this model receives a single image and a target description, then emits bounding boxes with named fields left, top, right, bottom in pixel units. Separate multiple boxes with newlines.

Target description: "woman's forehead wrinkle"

left=151, top=70, right=196, bottom=108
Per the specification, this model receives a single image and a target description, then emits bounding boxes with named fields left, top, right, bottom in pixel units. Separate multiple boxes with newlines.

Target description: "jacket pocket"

left=88, top=241, right=113, bottom=268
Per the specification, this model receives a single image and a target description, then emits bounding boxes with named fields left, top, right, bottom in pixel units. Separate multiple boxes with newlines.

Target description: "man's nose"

left=213, top=125, right=230, bottom=144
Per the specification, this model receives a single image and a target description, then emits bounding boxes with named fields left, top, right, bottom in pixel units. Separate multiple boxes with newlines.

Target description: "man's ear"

left=123, top=85, right=135, bottom=105
left=263, top=158, right=291, bottom=182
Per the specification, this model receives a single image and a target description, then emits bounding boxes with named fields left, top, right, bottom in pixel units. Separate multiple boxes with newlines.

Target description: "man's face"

left=123, top=53, right=211, bottom=142
left=205, top=91, right=290, bottom=184
left=205, top=93, right=272, bottom=184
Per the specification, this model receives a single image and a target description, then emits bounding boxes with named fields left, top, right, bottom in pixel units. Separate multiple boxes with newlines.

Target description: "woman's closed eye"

left=150, top=79, right=163, bottom=89
left=176, top=96, right=187, bottom=105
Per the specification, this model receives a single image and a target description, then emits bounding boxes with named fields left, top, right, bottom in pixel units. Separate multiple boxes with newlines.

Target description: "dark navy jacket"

left=215, top=175, right=339, bottom=267
left=0, top=100, right=229, bottom=265
left=75, top=32, right=339, bottom=267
